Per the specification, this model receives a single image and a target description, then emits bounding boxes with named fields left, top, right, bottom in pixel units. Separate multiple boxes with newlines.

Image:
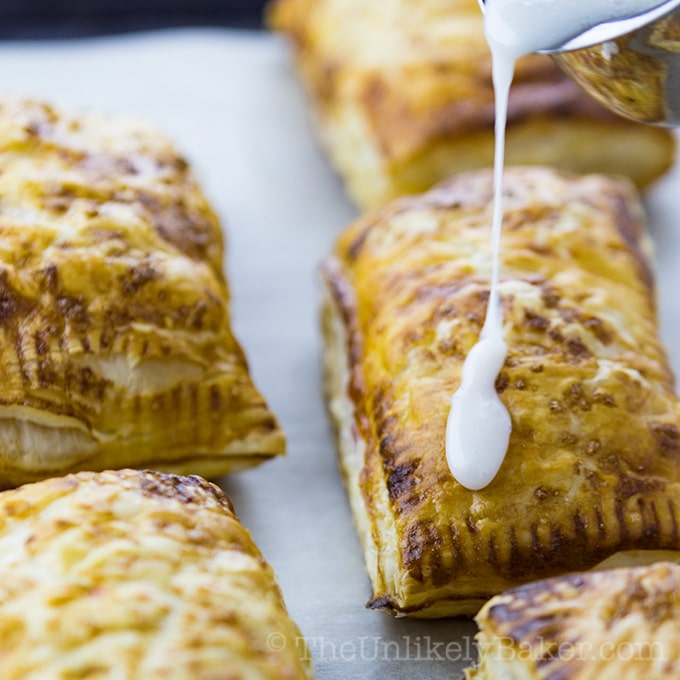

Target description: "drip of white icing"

left=445, top=0, right=664, bottom=490
left=445, top=48, right=513, bottom=492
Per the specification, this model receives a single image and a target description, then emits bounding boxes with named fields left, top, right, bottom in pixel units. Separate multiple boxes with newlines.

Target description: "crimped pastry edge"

left=321, top=271, right=488, bottom=617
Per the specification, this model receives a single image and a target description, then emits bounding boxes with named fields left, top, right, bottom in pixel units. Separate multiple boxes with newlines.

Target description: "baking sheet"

left=0, top=28, right=677, bottom=679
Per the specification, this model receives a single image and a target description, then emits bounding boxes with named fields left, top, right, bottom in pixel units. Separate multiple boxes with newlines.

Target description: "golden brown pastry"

left=468, top=562, right=680, bottom=680
left=0, top=469, right=311, bottom=679
left=0, top=99, right=284, bottom=487
left=269, top=0, right=675, bottom=209
left=322, top=166, right=680, bottom=618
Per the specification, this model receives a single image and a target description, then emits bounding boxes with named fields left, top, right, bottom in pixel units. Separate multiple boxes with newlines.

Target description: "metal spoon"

left=478, top=0, right=680, bottom=125
left=477, top=0, right=679, bottom=52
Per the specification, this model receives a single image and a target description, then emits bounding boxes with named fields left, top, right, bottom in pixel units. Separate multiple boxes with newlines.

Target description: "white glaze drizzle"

left=445, top=48, right=513, bottom=492
left=445, top=0, right=665, bottom=490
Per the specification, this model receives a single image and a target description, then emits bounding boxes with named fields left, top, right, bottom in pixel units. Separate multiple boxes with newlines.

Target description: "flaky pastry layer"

left=270, top=0, right=675, bottom=209
left=0, top=469, right=311, bottom=679
left=0, top=99, right=284, bottom=487
left=322, top=167, right=680, bottom=617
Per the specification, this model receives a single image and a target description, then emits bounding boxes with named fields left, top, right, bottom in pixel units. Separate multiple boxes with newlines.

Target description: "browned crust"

left=473, top=562, right=680, bottom=679
left=357, top=60, right=618, bottom=163
left=271, top=0, right=621, bottom=161
left=323, top=166, right=680, bottom=616
left=270, top=0, right=675, bottom=207
left=0, top=469, right=312, bottom=678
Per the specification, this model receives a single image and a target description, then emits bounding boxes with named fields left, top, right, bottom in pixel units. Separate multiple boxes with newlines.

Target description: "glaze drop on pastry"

left=447, top=0, right=667, bottom=490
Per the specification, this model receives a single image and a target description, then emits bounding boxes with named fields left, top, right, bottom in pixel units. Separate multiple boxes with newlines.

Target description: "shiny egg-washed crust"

left=0, top=99, right=284, bottom=487
left=322, top=167, right=680, bottom=618
left=0, top=469, right=312, bottom=679
left=468, top=562, right=680, bottom=679
left=269, top=0, right=675, bottom=209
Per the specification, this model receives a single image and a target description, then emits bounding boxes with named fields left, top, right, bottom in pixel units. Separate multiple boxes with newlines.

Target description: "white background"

left=1, top=29, right=678, bottom=678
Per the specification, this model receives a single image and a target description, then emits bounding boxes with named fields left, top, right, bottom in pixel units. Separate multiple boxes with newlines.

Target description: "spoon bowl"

left=478, top=0, right=680, bottom=125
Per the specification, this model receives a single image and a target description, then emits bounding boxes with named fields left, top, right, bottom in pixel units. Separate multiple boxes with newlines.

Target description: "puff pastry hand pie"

left=270, top=0, right=675, bottom=209
left=322, top=166, right=680, bottom=617
left=0, top=469, right=311, bottom=679
left=0, top=99, right=284, bottom=487
left=468, top=562, right=680, bottom=680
